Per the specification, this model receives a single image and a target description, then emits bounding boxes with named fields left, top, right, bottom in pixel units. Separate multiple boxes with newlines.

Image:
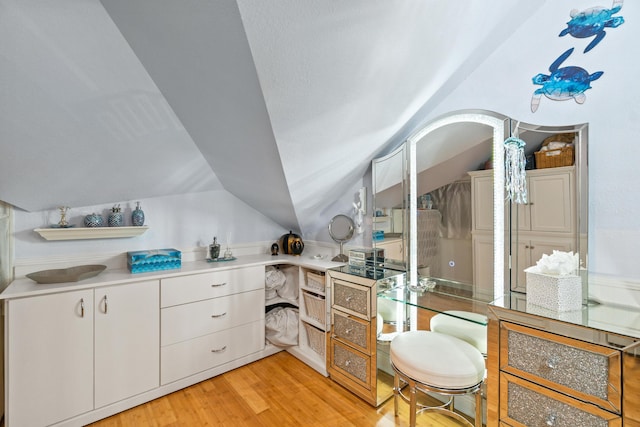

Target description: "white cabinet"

left=160, top=266, right=265, bottom=385
left=470, top=166, right=576, bottom=295
left=94, top=280, right=159, bottom=408
left=376, top=238, right=403, bottom=261
left=513, top=167, right=574, bottom=233
left=5, top=280, right=159, bottom=426
left=510, top=166, right=576, bottom=292
left=6, top=290, right=94, bottom=427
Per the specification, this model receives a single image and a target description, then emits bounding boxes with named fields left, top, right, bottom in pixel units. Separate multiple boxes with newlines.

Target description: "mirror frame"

left=372, top=143, right=408, bottom=269
left=407, top=110, right=509, bottom=299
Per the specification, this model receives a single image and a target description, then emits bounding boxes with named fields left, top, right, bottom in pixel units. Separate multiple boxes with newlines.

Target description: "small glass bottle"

left=209, top=237, right=220, bottom=260
left=132, top=201, right=145, bottom=226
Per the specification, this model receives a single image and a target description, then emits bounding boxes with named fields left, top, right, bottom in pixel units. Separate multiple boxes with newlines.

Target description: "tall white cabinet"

left=5, top=280, right=159, bottom=427
left=470, top=166, right=576, bottom=294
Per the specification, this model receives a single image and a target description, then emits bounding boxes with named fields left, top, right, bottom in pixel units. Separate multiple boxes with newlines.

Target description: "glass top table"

left=377, top=277, right=491, bottom=326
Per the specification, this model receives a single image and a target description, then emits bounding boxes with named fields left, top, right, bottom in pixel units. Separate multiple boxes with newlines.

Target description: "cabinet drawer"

left=500, top=322, right=621, bottom=413
left=330, top=339, right=371, bottom=388
left=332, top=310, right=371, bottom=354
left=161, top=320, right=264, bottom=385
left=161, top=265, right=264, bottom=307
left=332, top=279, right=370, bottom=320
left=161, top=289, right=265, bottom=346
left=500, top=373, right=621, bottom=427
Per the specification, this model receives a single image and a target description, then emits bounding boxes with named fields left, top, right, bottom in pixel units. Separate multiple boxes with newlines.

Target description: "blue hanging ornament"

left=504, top=137, right=528, bottom=204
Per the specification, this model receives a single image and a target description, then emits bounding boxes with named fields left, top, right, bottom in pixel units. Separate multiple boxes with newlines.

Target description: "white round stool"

left=390, top=330, right=485, bottom=427
left=430, top=310, right=488, bottom=356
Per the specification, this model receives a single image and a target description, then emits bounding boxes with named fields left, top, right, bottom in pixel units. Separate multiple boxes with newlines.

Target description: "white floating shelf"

left=34, top=226, right=149, bottom=241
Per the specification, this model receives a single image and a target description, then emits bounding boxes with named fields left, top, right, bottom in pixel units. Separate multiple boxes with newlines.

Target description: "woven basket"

left=302, top=291, right=326, bottom=325
left=535, top=145, right=574, bottom=169
left=304, top=322, right=325, bottom=358
left=306, top=271, right=325, bottom=292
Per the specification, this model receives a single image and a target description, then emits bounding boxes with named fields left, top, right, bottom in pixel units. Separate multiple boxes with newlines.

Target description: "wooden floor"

left=89, top=351, right=470, bottom=427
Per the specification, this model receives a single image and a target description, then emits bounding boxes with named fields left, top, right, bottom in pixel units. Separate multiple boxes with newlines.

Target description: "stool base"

left=392, top=362, right=482, bottom=427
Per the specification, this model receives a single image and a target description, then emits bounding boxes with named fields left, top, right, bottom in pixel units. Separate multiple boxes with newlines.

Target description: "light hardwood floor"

left=88, top=351, right=471, bottom=427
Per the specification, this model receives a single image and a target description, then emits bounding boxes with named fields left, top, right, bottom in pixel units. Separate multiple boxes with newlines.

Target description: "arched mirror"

left=372, top=144, right=407, bottom=270
left=407, top=110, right=509, bottom=301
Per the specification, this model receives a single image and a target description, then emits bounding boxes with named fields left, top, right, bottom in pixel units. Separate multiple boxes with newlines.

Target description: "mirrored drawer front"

left=501, top=322, right=621, bottom=412
left=500, top=373, right=621, bottom=427
left=332, top=310, right=371, bottom=353
left=332, top=279, right=370, bottom=319
left=331, top=340, right=371, bottom=387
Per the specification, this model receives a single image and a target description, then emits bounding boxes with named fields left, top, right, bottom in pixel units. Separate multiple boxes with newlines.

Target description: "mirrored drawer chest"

left=327, top=267, right=404, bottom=406
left=488, top=304, right=640, bottom=427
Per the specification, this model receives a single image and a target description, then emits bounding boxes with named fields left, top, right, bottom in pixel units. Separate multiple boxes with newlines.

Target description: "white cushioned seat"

left=390, top=330, right=485, bottom=389
left=430, top=310, right=488, bottom=355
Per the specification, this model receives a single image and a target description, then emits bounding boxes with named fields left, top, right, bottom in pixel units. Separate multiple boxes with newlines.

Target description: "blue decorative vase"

left=108, top=205, right=123, bottom=227
left=84, top=213, right=104, bottom=228
left=132, top=202, right=145, bottom=226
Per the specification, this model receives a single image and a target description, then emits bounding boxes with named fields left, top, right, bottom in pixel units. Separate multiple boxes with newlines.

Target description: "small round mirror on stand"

left=328, top=214, right=355, bottom=262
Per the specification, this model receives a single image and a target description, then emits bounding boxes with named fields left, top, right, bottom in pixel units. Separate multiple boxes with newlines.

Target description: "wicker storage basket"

left=304, top=322, right=325, bottom=358
left=535, top=145, right=574, bottom=169
left=534, top=133, right=575, bottom=169
left=306, top=271, right=325, bottom=292
left=302, top=291, right=326, bottom=325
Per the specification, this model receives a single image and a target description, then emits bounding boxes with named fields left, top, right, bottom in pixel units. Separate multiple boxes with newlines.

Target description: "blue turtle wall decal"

left=531, top=48, right=604, bottom=112
left=559, top=0, right=624, bottom=53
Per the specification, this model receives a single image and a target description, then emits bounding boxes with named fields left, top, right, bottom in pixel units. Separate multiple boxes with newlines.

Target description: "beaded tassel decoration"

left=504, top=137, right=528, bottom=204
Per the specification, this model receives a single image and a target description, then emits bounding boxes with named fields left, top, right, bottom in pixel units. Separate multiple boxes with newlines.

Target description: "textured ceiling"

left=0, top=0, right=535, bottom=234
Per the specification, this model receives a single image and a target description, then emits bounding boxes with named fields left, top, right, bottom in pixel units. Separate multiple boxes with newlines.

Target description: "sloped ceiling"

left=0, top=0, right=536, bottom=234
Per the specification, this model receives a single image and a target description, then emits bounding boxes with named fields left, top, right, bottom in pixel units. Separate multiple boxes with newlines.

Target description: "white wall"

left=13, top=190, right=288, bottom=260
left=423, top=0, right=640, bottom=279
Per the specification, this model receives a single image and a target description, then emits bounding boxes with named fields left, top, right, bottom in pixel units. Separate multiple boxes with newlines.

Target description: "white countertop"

left=1, top=253, right=346, bottom=300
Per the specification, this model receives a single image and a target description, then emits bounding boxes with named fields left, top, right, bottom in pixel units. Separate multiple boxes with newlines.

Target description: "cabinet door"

left=376, top=239, right=403, bottom=261
left=472, top=234, right=495, bottom=299
left=94, top=280, right=160, bottom=408
left=529, top=172, right=573, bottom=233
left=6, top=290, right=94, bottom=427
left=471, top=174, right=494, bottom=231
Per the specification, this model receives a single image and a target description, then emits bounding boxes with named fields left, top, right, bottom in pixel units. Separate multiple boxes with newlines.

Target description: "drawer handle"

left=211, top=282, right=227, bottom=287
left=211, top=346, right=227, bottom=353
left=546, top=413, right=557, bottom=426
left=211, top=312, right=227, bottom=318
left=345, top=360, right=351, bottom=366
left=80, top=298, right=85, bottom=318
left=546, top=356, right=558, bottom=369
left=345, top=328, right=352, bottom=334
left=345, top=296, right=353, bottom=302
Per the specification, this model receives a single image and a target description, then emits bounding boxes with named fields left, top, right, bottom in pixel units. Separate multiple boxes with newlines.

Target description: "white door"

left=6, top=290, right=94, bottom=427
left=94, top=280, right=160, bottom=408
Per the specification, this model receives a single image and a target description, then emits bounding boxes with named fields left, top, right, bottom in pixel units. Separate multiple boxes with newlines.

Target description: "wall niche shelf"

left=34, top=226, right=149, bottom=241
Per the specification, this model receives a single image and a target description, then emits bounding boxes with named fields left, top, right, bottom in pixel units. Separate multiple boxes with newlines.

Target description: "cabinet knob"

left=211, top=312, right=227, bottom=318
left=345, top=360, right=351, bottom=366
